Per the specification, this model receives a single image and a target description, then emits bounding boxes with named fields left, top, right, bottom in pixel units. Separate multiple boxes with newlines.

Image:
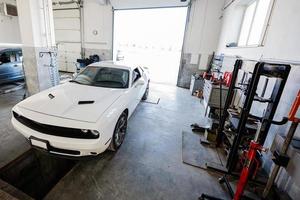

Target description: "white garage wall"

left=217, top=0, right=300, bottom=62
left=216, top=0, right=300, bottom=141
left=53, top=7, right=81, bottom=72
left=216, top=0, right=300, bottom=198
left=53, top=0, right=224, bottom=76
left=0, top=0, right=21, bottom=45
left=52, top=0, right=113, bottom=72
left=83, top=0, right=112, bottom=58
left=53, top=0, right=223, bottom=76
left=177, top=0, right=225, bottom=88
left=183, top=0, right=224, bottom=67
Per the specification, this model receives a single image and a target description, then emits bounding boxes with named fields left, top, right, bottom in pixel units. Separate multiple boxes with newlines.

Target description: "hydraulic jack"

left=200, top=90, right=300, bottom=200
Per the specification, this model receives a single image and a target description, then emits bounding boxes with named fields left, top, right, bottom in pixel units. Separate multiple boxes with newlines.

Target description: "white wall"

left=217, top=0, right=300, bottom=138
left=52, top=0, right=113, bottom=72
left=216, top=0, right=300, bottom=198
left=183, top=0, right=224, bottom=69
left=177, top=0, right=224, bottom=87
left=17, top=0, right=56, bottom=48
left=52, top=2, right=81, bottom=72
left=54, top=0, right=224, bottom=75
left=217, top=0, right=300, bottom=62
left=0, top=0, right=21, bottom=44
left=83, top=0, right=112, bottom=52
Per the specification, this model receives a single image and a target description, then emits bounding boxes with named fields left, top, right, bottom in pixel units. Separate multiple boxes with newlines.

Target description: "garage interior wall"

left=216, top=0, right=300, bottom=198
left=177, top=0, right=225, bottom=88
left=52, top=0, right=113, bottom=72
left=83, top=1, right=112, bottom=62
left=0, top=0, right=21, bottom=45
left=30, top=0, right=224, bottom=77
left=0, top=0, right=299, bottom=198
left=52, top=2, right=81, bottom=72
left=53, top=0, right=224, bottom=79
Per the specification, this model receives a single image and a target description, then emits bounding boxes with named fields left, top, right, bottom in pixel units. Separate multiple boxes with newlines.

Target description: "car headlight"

left=81, top=129, right=100, bottom=137
left=90, top=130, right=100, bottom=137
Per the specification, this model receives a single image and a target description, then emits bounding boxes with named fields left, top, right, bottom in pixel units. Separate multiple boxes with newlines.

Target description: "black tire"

left=108, top=112, right=128, bottom=151
left=142, top=82, right=149, bottom=100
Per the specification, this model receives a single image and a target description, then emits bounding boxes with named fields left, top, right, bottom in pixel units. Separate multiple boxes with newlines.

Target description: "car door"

left=136, top=67, right=147, bottom=100
left=128, top=68, right=144, bottom=113
left=133, top=67, right=146, bottom=101
left=0, top=50, right=23, bottom=84
left=126, top=70, right=138, bottom=116
left=8, top=50, right=23, bottom=80
left=14, top=50, right=23, bottom=79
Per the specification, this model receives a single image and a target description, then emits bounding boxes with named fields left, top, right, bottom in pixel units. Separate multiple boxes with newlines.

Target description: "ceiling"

left=110, top=0, right=191, bottom=9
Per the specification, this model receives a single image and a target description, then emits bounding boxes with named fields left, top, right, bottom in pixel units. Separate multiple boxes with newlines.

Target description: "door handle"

left=14, top=64, right=18, bottom=67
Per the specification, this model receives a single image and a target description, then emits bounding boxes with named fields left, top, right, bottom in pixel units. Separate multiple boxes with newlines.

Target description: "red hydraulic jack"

left=200, top=91, right=299, bottom=200
left=234, top=90, right=300, bottom=200
left=200, top=122, right=271, bottom=200
left=233, top=127, right=267, bottom=200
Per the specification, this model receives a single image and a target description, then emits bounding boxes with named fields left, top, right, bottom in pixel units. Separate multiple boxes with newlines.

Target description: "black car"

left=0, top=48, right=24, bottom=84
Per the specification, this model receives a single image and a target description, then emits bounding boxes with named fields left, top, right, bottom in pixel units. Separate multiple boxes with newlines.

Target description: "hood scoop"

left=48, top=93, right=55, bottom=99
left=78, top=100, right=95, bottom=105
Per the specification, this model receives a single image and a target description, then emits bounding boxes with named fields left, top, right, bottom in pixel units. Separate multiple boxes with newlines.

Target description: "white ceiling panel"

left=110, top=0, right=190, bottom=9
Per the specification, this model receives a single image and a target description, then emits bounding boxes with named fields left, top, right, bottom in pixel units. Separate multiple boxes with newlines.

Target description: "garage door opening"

left=113, top=7, right=188, bottom=85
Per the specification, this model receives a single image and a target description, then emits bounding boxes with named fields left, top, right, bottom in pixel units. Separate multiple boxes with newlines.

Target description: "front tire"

left=108, top=112, right=128, bottom=151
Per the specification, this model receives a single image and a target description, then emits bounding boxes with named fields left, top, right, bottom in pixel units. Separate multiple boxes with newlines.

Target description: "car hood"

left=17, top=82, right=124, bottom=123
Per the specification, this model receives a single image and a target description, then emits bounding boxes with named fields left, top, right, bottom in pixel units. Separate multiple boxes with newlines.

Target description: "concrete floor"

left=44, top=83, right=230, bottom=200
left=0, top=86, right=30, bottom=169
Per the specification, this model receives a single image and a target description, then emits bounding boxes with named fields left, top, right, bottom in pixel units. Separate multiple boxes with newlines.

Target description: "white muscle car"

left=11, top=61, right=150, bottom=157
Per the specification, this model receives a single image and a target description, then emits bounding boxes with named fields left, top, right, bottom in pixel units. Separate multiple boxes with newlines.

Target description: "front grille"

left=13, top=111, right=99, bottom=139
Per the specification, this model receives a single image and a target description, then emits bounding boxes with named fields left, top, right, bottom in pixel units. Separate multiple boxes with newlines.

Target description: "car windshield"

left=72, top=66, right=129, bottom=88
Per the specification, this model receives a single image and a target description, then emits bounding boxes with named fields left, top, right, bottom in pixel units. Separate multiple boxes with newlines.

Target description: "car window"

left=0, top=50, right=22, bottom=63
left=9, top=52, right=17, bottom=62
left=16, top=50, right=22, bottom=62
left=132, top=68, right=141, bottom=85
left=72, top=66, right=129, bottom=89
left=0, top=52, right=10, bottom=64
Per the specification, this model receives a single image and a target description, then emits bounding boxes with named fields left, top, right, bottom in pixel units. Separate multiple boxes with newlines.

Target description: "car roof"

left=88, top=61, right=138, bottom=71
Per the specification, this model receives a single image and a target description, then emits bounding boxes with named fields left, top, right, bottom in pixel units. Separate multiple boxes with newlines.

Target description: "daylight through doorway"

left=113, top=7, right=188, bottom=85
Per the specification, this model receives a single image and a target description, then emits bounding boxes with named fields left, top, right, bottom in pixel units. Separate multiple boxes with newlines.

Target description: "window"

left=0, top=50, right=23, bottom=64
left=238, top=0, right=271, bottom=46
left=72, top=66, right=130, bottom=89
left=0, top=52, right=10, bottom=64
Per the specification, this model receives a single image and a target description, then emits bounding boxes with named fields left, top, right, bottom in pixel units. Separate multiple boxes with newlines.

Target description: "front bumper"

left=11, top=116, right=109, bottom=157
